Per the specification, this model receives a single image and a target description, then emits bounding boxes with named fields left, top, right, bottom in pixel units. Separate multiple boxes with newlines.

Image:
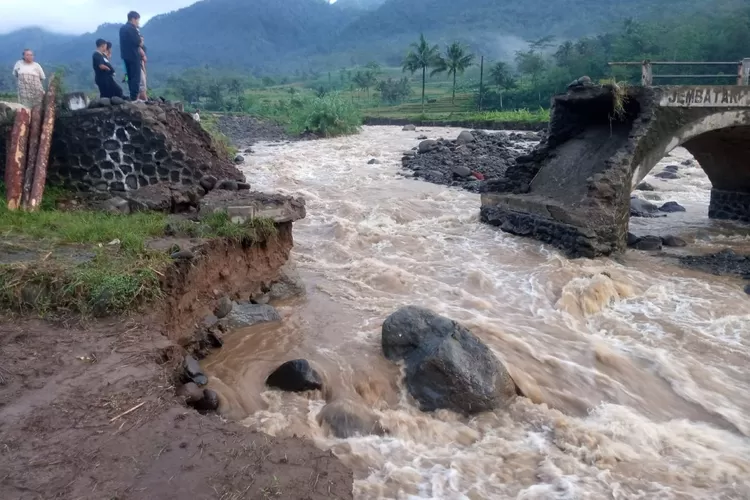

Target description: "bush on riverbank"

left=288, top=93, right=362, bottom=138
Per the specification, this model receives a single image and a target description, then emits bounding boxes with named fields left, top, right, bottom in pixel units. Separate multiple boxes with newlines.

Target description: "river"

left=203, top=126, right=750, bottom=499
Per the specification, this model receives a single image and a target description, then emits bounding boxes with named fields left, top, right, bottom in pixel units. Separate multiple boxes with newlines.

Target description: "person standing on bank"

left=92, top=39, right=123, bottom=99
left=119, top=11, right=142, bottom=100
left=12, top=49, right=45, bottom=108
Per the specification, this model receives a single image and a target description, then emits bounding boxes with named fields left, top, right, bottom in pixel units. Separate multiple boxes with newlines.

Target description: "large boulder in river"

left=266, top=359, right=323, bottom=392
left=381, top=306, right=516, bottom=414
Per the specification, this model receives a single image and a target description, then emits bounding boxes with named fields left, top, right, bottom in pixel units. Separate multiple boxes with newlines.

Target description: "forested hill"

left=0, top=0, right=745, bottom=90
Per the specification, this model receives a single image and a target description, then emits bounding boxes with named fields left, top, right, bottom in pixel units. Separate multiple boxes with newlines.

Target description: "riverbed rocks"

left=317, top=400, right=386, bottom=438
left=630, top=197, right=664, bottom=218
left=633, top=235, right=663, bottom=251
left=214, top=296, right=233, bottom=319
left=183, top=355, right=208, bottom=386
left=659, top=201, right=686, bottom=213
left=215, top=114, right=291, bottom=146
left=223, top=302, right=281, bottom=329
left=636, top=182, right=655, bottom=191
left=679, top=248, right=750, bottom=276
left=662, top=235, right=687, bottom=247
left=381, top=306, right=516, bottom=414
left=266, top=359, right=323, bottom=392
left=402, top=130, right=536, bottom=193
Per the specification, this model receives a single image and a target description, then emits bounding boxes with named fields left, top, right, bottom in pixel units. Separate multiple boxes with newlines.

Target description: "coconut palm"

left=434, top=42, right=475, bottom=104
left=402, top=34, right=443, bottom=112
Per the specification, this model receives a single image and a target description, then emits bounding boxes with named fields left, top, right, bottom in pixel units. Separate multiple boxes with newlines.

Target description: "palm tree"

left=489, top=62, right=515, bottom=109
left=402, top=34, right=443, bottom=112
left=436, top=42, right=475, bottom=104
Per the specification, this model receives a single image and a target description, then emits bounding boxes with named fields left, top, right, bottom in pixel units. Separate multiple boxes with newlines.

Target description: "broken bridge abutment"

left=481, top=83, right=750, bottom=257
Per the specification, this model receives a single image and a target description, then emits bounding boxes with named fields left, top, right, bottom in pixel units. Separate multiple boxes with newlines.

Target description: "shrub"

left=288, top=93, right=361, bottom=138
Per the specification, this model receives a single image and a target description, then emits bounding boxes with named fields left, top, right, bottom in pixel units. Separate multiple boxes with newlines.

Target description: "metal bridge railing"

left=608, top=59, right=750, bottom=86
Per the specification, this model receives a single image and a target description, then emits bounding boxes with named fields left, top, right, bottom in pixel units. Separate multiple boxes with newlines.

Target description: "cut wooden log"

left=4, top=107, right=30, bottom=210
left=21, top=105, right=43, bottom=210
left=28, top=76, right=57, bottom=212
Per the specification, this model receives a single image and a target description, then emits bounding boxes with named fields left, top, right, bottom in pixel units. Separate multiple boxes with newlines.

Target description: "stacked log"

left=27, top=75, right=57, bottom=212
left=20, top=105, right=43, bottom=209
left=4, top=108, right=30, bottom=210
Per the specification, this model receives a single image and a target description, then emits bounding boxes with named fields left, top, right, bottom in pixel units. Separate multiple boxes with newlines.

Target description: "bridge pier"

left=481, top=83, right=750, bottom=257
left=709, top=189, right=750, bottom=222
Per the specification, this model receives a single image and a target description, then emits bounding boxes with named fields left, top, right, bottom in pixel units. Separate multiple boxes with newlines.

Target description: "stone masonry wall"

left=709, top=189, right=750, bottom=223
left=0, top=101, right=243, bottom=193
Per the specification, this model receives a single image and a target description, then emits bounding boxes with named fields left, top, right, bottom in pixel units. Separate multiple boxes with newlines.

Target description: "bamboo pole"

left=4, top=108, right=30, bottom=210
left=21, top=105, right=43, bottom=210
left=28, top=76, right=57, bottom=212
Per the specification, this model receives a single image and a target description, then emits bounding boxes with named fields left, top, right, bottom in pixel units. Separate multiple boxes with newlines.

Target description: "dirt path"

left=0, top=316, right=352, bottom=500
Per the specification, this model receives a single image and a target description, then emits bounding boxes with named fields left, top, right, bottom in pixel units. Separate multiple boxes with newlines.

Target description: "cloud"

left=0, top=0, right=199, bottom=34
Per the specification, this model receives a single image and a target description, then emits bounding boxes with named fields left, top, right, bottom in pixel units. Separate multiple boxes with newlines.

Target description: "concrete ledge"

left=201, top=190, right=306, bottom=223
left=480, top=194, right=620, bottom=258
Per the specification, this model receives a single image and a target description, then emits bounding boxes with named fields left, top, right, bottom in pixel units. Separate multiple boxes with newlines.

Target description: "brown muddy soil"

left=0, top=315, right=352, bottom=499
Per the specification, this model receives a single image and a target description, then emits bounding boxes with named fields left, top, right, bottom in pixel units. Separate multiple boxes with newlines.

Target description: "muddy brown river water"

left=203, top=126, right=750, bottom=499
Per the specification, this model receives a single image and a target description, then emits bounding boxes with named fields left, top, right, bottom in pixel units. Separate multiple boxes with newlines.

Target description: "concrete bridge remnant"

left=480, top=83, right=750, bottom=257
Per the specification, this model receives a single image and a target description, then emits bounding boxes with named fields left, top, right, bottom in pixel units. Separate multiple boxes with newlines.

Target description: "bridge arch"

left=631, top=109, right=750, bottom=192
left=481, top=84, right=750, bottom=258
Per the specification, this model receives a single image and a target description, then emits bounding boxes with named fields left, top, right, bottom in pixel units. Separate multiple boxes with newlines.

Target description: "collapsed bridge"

left=481, top=59, right=750, bottom=257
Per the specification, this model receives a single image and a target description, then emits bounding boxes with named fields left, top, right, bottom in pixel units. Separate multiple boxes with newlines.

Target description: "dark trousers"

left=124, top=59, right=141, bottom=100
left=96, top=74, right=123, bottom=99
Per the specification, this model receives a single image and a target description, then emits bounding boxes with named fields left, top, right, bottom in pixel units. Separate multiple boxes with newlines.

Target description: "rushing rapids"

left=203, top=126, right=750, bottom=499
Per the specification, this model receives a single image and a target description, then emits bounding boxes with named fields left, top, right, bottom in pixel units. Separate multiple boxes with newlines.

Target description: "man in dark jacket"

left=119, top=11, right=142, bottom=100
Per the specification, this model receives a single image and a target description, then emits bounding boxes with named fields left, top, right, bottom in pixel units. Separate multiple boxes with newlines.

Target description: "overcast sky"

left=0, top=0, right=201, bottom=34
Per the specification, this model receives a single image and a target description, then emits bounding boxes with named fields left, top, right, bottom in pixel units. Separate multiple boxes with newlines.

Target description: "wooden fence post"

left=28, top=75, right=57, bottom=212
left=4, top=108, right=30, bottom=210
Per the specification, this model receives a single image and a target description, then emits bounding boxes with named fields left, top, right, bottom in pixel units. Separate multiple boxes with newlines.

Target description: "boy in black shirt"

left=93, top=39, right=122, bottom=99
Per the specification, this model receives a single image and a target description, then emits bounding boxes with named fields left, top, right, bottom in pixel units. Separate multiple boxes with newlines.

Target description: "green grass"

left=0, top=184, right=280, bottom=316
left=201, top=113, right=238, bottom=159
left=173, top=211, right=278, bottom=242
left=363, top=108, right=550, bottom=124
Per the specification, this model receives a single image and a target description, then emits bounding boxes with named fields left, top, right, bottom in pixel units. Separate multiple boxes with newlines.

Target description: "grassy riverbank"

left=0, top=184, right=276, bottom=317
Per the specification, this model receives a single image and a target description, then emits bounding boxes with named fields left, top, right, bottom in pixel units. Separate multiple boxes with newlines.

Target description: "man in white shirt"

left=193, top=109, right=201, bottom=122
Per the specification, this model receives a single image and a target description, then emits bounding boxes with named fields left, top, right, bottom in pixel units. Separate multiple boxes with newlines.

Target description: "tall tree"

left=515, top=50, right=547, bottom=104
left=489, top=62, right=515, bottom=109
left=402, top=33, right=443, bottom=112
left=434, top=42, right=475, bottom=104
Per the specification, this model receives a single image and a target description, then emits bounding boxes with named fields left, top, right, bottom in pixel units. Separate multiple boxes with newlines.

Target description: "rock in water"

left=317, top=400, right=386, bottom=438
left=402, top=124, right=416, bottom=131
left=224, top=303, right=280, bottom=328
left=662, top=235, right=687, bottom=247
left=266, top=359, right=323, bottom=392
left=627, top=232, right=640, bottom=247
left=367, top=159, right=380, bottom=165
left=234, top=155, right=245, bottom=164
left=659, top=201, right=686, bottom=213
left=184, top=356, right=208, bottom=386
left=635, top=182, right=655, bottom=191
left=630, top=197, right=662, bottom=217
left=381, top=306, right=516, bottom=414
left=634, top=235, right=663, bottom=251
left=654, top=171, right=679, bottom=180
